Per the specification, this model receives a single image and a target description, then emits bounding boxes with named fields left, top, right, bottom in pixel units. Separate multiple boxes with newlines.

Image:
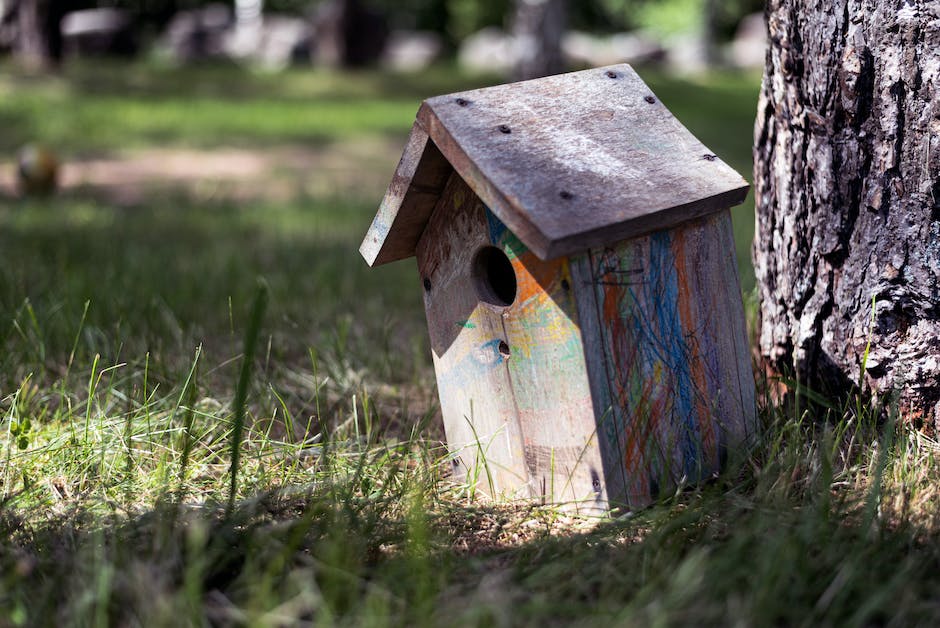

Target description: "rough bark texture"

left=754, top=0, right=940, bottom=425
left=511, top=0, right=566, bottom=81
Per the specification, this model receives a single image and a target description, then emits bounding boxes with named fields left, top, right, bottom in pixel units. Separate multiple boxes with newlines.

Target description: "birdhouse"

left=360, top=65, right=757, bottom=512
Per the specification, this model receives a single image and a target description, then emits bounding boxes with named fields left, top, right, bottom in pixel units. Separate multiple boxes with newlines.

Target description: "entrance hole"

left=473, top=246, right=517, bottom=307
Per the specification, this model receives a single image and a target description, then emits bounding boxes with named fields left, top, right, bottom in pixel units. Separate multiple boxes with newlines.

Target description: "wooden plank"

left=489, top=211, right=606, bottom=512
left=570, top=254, right=630, bottom=508
left=668, top=210, right=757, bottom=455
left=714, top=211, right=758, bottom=446
left=417, top=63, right=750, bottom=261
left=360, top=122, right=452, bottom=267
left=416, top=174, right=610, bottom=509
left=416, top=173, right=530, bottom=497
left=575, top=212, right=755, bottom=509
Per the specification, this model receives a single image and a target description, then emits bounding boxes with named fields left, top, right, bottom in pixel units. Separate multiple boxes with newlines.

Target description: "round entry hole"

left=473, top=246, right=517, bottom=307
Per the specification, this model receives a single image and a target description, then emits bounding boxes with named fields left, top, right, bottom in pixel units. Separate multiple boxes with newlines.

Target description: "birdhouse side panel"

left=572, top=210, right=756, bottom=509
left=416, top=174, right=530, bottom=497
left=488, top=212, right=606, bottom=510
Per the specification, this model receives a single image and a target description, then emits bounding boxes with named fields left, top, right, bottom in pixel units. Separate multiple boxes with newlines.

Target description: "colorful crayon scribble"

left=590, top=214, right=733, bottom=504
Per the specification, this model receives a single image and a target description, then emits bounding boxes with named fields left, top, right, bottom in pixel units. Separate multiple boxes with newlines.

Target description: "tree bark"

left=512, top=0, right=566, bottom=81
left=753, top=1, right=940, bottom=425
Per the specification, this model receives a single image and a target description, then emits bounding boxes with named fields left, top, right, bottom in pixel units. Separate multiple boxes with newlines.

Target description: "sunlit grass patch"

left=4, top=366, right=940, bottom=625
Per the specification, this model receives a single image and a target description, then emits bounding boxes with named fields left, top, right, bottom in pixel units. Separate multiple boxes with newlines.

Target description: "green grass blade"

left=227, top=280, right=269, bottom=515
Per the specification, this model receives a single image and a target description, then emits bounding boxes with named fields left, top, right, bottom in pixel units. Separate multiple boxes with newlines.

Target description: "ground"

left=1, top=60, right=939, bottom=626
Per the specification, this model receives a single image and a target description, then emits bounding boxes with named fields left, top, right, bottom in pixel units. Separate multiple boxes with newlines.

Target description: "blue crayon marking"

left=647, top=231, right=700, bottom=475
left=484, top=208, right=508, bottom=245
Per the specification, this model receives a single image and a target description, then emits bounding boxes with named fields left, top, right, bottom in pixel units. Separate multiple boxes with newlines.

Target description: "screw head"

left=605, top=70, right=619, bottom=79
left=644, top=95, right=656, bottom=104
left=455, top=97, right=470, bottom=107
left=703, top=154, right=717, bottom=161
left=497, top=124, right=512, bottom=134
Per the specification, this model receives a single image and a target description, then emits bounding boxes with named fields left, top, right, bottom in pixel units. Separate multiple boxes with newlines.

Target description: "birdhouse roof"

left=361, top=64, right=749, bottom=266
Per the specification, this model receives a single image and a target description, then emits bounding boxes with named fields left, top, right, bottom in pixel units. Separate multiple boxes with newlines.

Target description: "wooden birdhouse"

left=360, top=65, right=757, bottom=512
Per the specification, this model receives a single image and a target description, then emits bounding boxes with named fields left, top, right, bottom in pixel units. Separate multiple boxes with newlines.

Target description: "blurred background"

left=0, top=0, right=766, bottom=74
left=0, top=0, right=766, bottom=398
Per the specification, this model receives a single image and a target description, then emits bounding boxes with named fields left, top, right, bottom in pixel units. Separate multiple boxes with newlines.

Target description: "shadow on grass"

left=2, top=452, right=939, bottom=626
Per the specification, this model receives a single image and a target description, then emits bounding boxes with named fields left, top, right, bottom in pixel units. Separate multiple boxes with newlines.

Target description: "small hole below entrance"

left=473, top=246, right=517, bottom=307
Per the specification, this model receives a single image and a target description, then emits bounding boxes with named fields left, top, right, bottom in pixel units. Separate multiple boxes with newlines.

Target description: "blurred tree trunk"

left=14, top=0, right=63, bottom=67
left=753, top=1, right=940, bottom=425
left=701, top=0, right=719, bottom=65
left=314, top=0, right=388, bottom=68
left=512, top=0, right=566, bottom=81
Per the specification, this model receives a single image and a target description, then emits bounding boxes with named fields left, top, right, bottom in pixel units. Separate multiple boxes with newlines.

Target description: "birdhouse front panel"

left=417, top=172, right=604, bottom=507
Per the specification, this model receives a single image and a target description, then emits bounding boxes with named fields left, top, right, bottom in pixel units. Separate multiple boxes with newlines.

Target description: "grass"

left=0, top=61, right=490, bottom=153
left=2, top=59, right=939, bottom=626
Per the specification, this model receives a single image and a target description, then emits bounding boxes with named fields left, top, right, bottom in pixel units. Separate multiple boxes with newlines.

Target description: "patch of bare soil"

left=1, top=137, right=403, bottom=204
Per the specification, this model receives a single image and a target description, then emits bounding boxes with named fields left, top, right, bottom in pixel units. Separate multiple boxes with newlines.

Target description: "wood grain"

left=493, top=212, right=606, bottom=511
left=415, top=178, right=754, bottom=509
left=417, top=173, right=530, bottom=496
left=418, top=174, right=605, bottom=510
left=360, top=122, right=452, bottom=267
left=417, top=63, right=750, bottom=260
left=573, top=209, right=756, bottom=509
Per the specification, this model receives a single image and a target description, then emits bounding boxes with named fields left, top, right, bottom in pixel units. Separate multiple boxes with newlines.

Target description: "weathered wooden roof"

left=361, top=64, right=749, bottom=266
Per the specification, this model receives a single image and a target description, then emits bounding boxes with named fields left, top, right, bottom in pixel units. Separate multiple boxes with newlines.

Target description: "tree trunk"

left=701, top=0, right=720, bottom=66
left=512, top=0, right=566, bottom=81
left=753, top=1, right=940, bottom=425
left=313, top=0, right=388, bottom=68
left=14, top=0, right=63, bottom=67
